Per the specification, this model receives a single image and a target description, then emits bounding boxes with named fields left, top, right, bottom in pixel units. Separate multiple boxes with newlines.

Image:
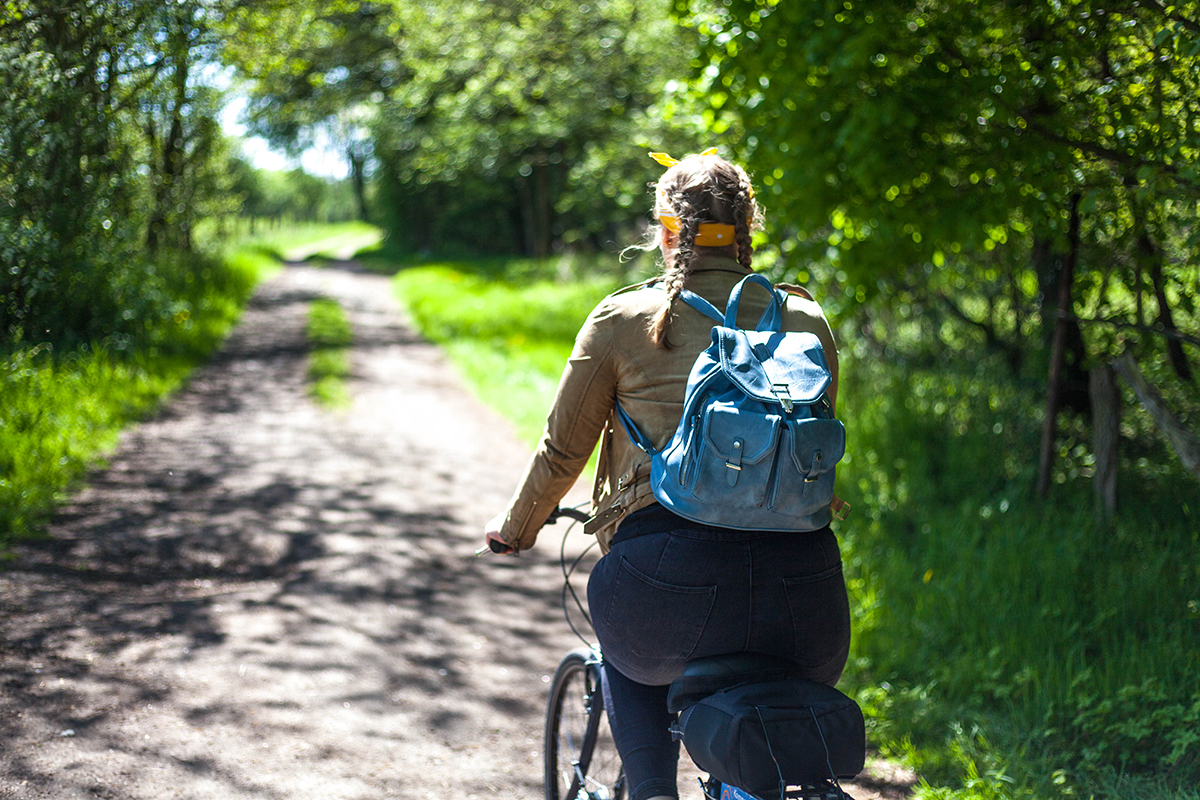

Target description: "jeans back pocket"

left=601, top=556, right=717, bottom=661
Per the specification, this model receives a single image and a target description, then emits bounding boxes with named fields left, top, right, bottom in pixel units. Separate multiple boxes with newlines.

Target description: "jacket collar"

left=686, top=253, right=752, bottom=275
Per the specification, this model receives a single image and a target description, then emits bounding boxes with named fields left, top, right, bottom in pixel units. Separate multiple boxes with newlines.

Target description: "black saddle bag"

left=670, top=678, right=865, bottom=799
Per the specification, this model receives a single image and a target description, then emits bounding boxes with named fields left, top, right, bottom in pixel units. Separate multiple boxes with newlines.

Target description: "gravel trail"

left=0, top=261, right=912, bottom=800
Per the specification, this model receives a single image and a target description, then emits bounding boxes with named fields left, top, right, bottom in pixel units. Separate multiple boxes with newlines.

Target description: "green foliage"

left=834, top=344, right=1200, bottom=796
left=223, top=1, right=391, bottom=221
left=0, top=244, right=273, bottom=545
left=0, top=0, right=255, bottom=344
left=308, top=298, right=353, bottom=348
left=203, top=220, right=381, bottom=262
left=1068, top=677, right=1200, bottom=775
left=677, top=0, right=1200, bottom=416
left=306, top=298, right=353, bottom=409
left=0, top=345, right=163, bottom=539
left=228, top=161, right=363, bottom=225
left=364, top=0, right=704, bottom=256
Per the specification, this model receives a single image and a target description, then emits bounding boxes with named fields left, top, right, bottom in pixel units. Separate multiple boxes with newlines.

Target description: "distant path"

left=0, top=259, right=912, bottom=800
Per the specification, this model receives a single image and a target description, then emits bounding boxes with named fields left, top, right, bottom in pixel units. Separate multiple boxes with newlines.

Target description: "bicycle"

left=486, top=506, right=857, bottom=800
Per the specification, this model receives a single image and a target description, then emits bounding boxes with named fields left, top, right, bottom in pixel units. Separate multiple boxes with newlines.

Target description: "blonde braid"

left=647, top=153, right=762, bottom=348
left=650, top=188, right=699, bottom=348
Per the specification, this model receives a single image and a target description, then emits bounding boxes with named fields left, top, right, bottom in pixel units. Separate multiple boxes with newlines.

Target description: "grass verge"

left=385, top=254, right=1200, bottom=800
left=0, top=245, right=277, bottom=545
left=307, top=298, right=353, bottom=409
left=0, top=221, right=379, bottom=549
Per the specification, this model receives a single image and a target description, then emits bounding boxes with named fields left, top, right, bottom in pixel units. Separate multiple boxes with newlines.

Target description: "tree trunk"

left=147, top=22, right=190, bottom=252
left=1036, top=194, right=1082, bottom=497
left=516, top=161, right=554, bottom=258
left=1113, top=353, right=1200, bottom=482
left=348, top=144, right=369, bottom=222
left=1090, top=364, right=1120, bottom=524
left=1032, top=231, right=1090, bottom=414
left=1142, top=233, right=1194, bottom=384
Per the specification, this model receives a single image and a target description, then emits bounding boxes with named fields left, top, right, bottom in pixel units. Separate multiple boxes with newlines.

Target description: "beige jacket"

left=498, top=255, right=839, bottom=554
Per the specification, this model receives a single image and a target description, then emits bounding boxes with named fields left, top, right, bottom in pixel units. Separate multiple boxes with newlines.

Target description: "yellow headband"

left=650, top=148, right=751, bottom=247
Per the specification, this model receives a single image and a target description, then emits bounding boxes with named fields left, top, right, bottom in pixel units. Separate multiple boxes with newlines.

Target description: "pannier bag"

left=670, top=679, right=866, bottom=799
left=618, top=274, right=845, bottom=532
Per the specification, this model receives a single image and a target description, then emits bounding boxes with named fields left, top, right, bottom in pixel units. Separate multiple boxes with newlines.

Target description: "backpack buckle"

left=725, top=439, right=744, bottom=487
left=803, top=451, right=823, bottom=482
left=771, top=383, right=794, bottom=413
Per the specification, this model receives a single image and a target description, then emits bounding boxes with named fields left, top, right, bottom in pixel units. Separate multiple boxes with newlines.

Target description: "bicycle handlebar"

left=478, top=505, right=590, bottom=556
left=544, top=506, right=591, bottom=525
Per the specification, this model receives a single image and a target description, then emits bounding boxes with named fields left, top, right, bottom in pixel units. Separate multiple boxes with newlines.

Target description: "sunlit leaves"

left=362, top=0, right=701, bottom=254
left=679, top=0, right=1198, bottom=381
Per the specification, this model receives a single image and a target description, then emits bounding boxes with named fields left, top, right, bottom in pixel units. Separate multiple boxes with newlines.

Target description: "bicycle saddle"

left=667, top=653, right=807, bottom=713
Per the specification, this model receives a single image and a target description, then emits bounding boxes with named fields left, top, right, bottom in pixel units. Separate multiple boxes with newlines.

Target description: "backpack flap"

left=713, top=328, right=832, bottom=410
left=789, top=418, right=846, bottom=479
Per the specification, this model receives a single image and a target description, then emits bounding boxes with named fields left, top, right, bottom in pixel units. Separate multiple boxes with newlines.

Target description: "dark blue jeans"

left=588, top=504, right=850, bottom=800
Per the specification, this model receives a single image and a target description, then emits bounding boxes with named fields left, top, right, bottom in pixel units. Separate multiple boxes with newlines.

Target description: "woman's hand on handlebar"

left=479, top=511, right=517, bottom=556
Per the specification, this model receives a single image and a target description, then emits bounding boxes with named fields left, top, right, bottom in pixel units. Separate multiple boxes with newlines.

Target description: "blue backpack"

left=617, top=274, right=845, bottom=532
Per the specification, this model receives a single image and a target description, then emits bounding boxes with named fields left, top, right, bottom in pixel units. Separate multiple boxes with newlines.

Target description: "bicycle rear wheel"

left=545, top=648, right=625, bottom=800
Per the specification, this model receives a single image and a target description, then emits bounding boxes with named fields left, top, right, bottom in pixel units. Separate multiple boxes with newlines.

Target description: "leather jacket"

left=498, top=254, right=838, bottom=553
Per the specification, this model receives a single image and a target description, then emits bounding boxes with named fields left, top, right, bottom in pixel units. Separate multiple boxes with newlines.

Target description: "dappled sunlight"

left=0, top=264, right=591, bottom=799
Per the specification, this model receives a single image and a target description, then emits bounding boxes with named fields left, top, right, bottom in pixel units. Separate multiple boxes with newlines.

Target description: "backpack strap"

left=616, top=274, right=786, bottom=452
left=682, top=279, right=786, bottom=331
left=678, top=288, right=724, bottom=323
left=725, top=273, right=785, bottom=332
left=615, top=400, right=657, bottom=455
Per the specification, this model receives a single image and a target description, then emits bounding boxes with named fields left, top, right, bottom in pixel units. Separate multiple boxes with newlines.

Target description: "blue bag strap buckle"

left=771, top=383, right=794, bottom=413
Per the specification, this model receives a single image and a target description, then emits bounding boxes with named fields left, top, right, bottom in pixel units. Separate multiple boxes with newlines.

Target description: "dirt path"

left=0, top=262, right=912, bottom=800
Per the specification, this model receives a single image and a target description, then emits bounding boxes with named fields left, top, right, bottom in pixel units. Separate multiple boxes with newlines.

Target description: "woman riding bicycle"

left=483, top=150, right=851, bottom=800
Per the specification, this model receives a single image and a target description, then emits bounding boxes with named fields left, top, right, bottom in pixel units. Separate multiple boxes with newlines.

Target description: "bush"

left=0, top=245, right=273, bottom=546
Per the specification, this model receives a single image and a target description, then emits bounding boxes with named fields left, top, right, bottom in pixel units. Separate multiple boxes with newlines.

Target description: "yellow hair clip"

left=651, top=148, right=751, bottom=247
left=648, top=147, right=719, bottom=168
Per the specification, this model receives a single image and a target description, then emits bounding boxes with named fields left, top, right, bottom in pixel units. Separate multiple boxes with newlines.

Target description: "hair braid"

left=730, top=178, right=755, bottom=272
left=650, top=190, right=701, bottom=347
left=646, top=152, right=762, bottom=348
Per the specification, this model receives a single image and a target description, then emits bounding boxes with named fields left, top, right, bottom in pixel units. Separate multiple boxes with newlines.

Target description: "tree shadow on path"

left=0, top=263, right=583, bottom=800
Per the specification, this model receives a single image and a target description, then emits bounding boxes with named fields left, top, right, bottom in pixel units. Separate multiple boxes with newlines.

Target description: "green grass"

left=390, top=257, right=636, bottom=446
left=833, top=350, right=1200, bottom=799
left=0, top=221, right=380, bottom=548
left=0, top=244, right=278, bottom=545
left=385, top=254, right=1200, bottom=800
left=306, top=298, right=353, bottom=409
left=200, top=219, right=383, bottom=263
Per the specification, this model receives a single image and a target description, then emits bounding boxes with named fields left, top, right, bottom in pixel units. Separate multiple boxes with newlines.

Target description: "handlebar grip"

left=489, top=538, right=514, bottom=554
left=546, top=506, right=591, bottom=525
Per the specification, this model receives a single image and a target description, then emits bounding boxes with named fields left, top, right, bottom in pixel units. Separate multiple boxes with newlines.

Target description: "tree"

left=678, top=0, right=1200, bottom=490
left=0, top=1, right=156, bottom=341
left=369, top=0, right=701, bottom=256
left=224, top=1, right=399, bottom=222
left=1, top=0, right=259, bottom=343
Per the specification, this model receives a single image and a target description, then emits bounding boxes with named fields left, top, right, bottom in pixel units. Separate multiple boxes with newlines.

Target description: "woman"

left=483, top=150, right=850, bottom=800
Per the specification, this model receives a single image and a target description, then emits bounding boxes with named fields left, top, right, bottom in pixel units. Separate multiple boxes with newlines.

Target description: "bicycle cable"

left=554, top=503, right=599, bottom=647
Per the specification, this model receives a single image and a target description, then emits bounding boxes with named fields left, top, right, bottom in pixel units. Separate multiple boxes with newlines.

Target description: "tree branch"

left=934, top=288, right=1023, bottom=365
left=1113, top=352, right=1200, bottom=481
left=1064, top=312, right=1200, bottom=350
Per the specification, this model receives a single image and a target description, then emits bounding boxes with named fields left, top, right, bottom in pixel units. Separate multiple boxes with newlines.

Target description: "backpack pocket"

left=767, top=417, right=846, bottom=518
left=686, top=402, right=781, bottom=507
left=788, top=417, right=845, bottom=477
